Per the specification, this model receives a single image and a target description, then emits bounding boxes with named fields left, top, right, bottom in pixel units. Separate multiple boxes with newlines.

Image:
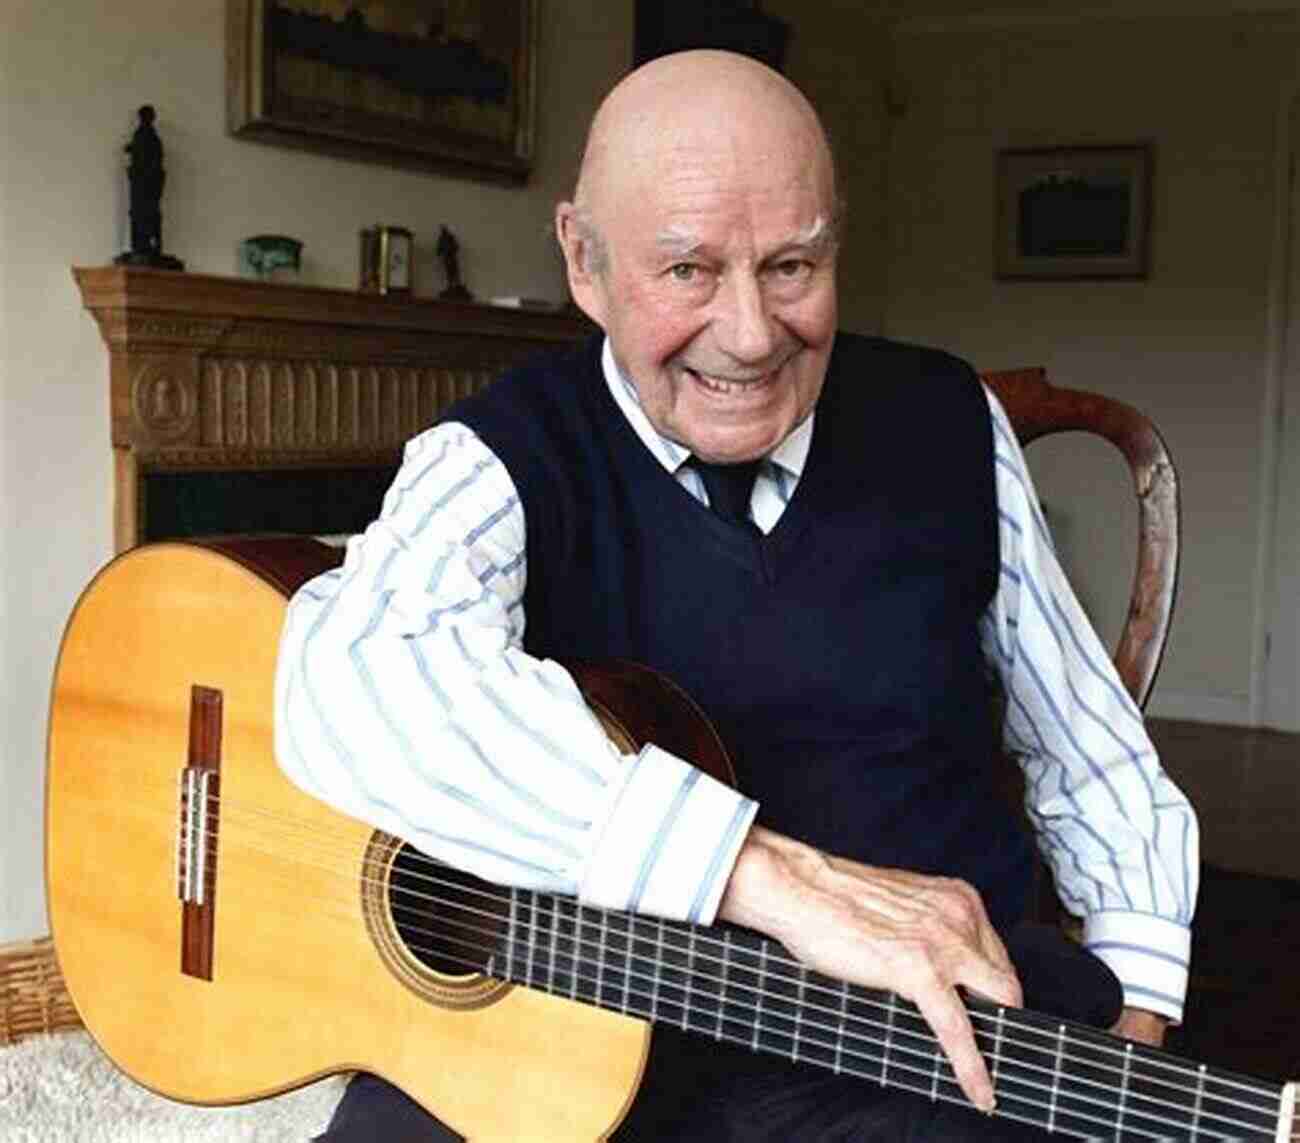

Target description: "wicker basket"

left=0, top=935, right=82, bottom=1046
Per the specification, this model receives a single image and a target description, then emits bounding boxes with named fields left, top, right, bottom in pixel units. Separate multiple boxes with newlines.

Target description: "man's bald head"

left=565, top=52, right=837, bottom=272
left=575, top=52, right=833, bottom=215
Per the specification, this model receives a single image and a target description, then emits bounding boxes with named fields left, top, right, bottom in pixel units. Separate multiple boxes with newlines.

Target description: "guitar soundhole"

left=361, top=831, right=512, bottom=1010
left=388, top=845, right=509, bottom=979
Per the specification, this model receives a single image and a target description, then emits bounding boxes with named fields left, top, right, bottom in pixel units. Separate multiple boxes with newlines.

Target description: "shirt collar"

left=600, top=336, right=814, bottom=479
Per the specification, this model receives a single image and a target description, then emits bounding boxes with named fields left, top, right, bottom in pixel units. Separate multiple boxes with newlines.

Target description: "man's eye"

left=774, top=259, right=811, bottom=279
left=669, top=263, right=699, bottom=282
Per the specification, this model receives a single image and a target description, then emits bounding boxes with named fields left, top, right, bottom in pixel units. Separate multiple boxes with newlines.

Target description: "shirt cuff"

left=1082, top=911, right=1192, bottom=1023
left=579, top=743, right=758, bottom=925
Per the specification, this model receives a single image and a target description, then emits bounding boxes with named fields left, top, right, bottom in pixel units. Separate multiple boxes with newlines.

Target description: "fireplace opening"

left=140, top=465, right=397, bottom=543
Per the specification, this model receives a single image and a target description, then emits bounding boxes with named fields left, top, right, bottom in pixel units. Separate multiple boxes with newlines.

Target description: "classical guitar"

left=46, top=537, right=1297, bottom=1141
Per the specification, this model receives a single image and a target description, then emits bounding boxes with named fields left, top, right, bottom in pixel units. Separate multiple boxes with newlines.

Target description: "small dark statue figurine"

left=115, top=105, right=184, bottom=270
left=436, top=225, right=472, bottom=300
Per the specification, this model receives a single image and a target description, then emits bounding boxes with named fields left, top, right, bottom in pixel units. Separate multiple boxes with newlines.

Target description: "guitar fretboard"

left=395, top=871, right=1292, bottom=1142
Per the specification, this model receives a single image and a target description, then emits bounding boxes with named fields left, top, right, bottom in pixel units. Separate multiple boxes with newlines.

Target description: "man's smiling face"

left=558, top=52, right=839, bottom=464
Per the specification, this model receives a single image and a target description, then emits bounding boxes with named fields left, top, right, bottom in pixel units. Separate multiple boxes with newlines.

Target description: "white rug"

left=0, top=1032, right=346, bottom=1142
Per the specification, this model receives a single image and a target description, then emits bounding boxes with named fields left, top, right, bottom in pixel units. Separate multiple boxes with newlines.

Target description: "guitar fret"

left=1047, top=1023, right=1066, bottom=1133
left=568, top=900, right=580, bottom=1000
left=595, top=910, right=607, bottom=1008
left=929, top=1040, right=942, bottom=1101
left=1191, top=1062, right=1206, bottom=1136
left=834, top=981, right=849, bottom=1075
left=1280, top=1082, right=1297, bottom=1143
left=881, top=992, right=898, bottom=1087
left=551, top=899, right=561, bottom=998
left=620, top=913, right=632, bottom=1015
left=792, top=971, right=805, bottom=1063
left=650, top=918, right=664, bottom=1022
left=681, top=927, right=696, bottom=1031
left=1117, top=1041, right=1133, bottom=1134
left=525, top=892, right=537, bottom=989
left=505, top=887, right=517, bottom=983
left=715, top=929, right=730, bottom=1041
left=752, top=944, right=768, bottom=1052
left=990, top=1006, right=1005, bottom=1093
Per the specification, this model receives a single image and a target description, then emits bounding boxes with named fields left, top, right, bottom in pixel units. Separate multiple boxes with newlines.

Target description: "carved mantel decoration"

left=73, top=266, right=590, bottom=551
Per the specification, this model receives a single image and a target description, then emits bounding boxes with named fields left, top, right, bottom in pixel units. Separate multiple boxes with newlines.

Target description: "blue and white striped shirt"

left=274, top=338, right=1198, bottom=1021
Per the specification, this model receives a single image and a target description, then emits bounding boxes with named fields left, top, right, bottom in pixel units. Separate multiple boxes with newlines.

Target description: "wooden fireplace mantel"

left=73, top=266, right=592, bottom=551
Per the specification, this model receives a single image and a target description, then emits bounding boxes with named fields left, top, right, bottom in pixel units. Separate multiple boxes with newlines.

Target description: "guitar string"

left=175, top=790, right=1279, bottom=1114
left=172, top=806, right=1289, bottom=1143
left=184, top=800, right=1145, bottom=1080
left=106, top=754, right=1266, bottom=1142
left=170, top=801, right=1282, bottom=1134
left=451, top=923, right=1177, bottom=1140
left=384, top=931, right=1208, bottom=1141
left=383, top=895, right=1278, bottom=1138
left=185, top=788, right=1123, bottom=1057
left=181, top=793, right=1278, bottom=1111
left=388, top=899, right=1273, bottom=1139
left=186, top=798, right=1251, bottom=1143
left=371, top=899, right=1274, bottom=1143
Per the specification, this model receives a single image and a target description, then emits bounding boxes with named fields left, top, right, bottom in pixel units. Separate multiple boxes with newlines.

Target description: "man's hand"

left=717, top=825, right=1021, bottom=1112
left=1111, top=1007, right=1168, bottom=1047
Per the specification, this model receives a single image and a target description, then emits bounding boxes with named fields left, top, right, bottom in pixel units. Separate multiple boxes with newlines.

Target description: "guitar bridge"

left=176, top=685, right=223, bottom=980
left=178, top=767, right=216, bottom=906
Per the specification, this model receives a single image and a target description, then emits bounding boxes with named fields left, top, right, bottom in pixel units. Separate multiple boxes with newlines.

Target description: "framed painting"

left=227, top=0, right=537, bottom=183
left=994, top=144, right=1153, bottom=280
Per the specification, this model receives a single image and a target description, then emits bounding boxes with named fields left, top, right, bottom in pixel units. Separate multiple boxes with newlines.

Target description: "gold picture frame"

left=227, top=0, right=537, bottom=184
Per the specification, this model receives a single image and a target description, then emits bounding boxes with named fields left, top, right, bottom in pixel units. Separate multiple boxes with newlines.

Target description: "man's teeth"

left=689, top=369, right=767, bottom=393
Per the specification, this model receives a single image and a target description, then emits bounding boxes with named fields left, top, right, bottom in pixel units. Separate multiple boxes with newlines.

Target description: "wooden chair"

left=978, top=367, right=1181, bottom=926
left=978, top=367, right=1180, bottom=710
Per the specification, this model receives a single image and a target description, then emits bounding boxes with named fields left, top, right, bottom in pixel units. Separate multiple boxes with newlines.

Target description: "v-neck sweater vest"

left=448, top=333, right=1032, bottom=931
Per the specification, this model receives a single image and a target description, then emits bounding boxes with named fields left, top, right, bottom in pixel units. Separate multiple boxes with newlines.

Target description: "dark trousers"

left=316, top=1027, right=1047, bottom=1142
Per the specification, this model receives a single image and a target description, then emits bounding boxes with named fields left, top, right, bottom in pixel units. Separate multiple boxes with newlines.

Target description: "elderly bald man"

left=279, top=49, right=1196, bottom=1142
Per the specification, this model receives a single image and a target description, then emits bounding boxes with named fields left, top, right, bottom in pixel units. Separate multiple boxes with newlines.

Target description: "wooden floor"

left=1147, top=718, right=1300, bottom=882
left=1144, top=719, right=1300, bottom=1081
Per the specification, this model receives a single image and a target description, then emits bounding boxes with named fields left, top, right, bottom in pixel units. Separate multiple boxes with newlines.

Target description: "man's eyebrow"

left=655, top=226, right=702, bottom=257
left=655, top=216, right=837, bottom=260
left=782, top=216, right=835, bottom=253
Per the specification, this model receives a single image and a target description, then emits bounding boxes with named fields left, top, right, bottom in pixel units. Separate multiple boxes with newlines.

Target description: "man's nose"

left=714, top=272, right=780, bottom=364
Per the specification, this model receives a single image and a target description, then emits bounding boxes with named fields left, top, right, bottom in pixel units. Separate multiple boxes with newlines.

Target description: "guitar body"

left=46, top=538, right=659, bottom=1141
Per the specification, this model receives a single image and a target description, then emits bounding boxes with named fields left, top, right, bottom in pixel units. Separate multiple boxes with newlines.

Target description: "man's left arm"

left=978, top=386, right=1201, bottom=1047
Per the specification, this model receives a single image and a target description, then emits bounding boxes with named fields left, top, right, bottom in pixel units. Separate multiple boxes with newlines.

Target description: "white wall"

left=0, top=0, right=904, bottom=945
left=7, top=0, right=1299, bottom=943
left=765, top=0, right=893, bottom=335
left=0, top=0, right=633, bottom=943
left=881, top=4, right=1300, bottom=726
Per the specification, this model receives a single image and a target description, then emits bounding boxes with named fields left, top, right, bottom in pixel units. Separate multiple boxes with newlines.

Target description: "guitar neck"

left=479, top=887, right=1293, bottom=1142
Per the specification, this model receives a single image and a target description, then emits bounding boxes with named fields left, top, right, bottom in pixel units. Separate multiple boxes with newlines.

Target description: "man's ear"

left=555, top=203, right=607, bottom=328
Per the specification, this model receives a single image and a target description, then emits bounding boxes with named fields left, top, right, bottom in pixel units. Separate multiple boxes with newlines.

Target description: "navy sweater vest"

left=448, top=333, right=1032, bottom=930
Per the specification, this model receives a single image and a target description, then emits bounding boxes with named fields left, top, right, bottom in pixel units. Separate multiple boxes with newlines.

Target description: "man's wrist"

left=717, top=825, right=828, bottom=941
left=1113, top=1007, right=1169, bottom=1047
left=1083, top=911, right=1190, bottom=1023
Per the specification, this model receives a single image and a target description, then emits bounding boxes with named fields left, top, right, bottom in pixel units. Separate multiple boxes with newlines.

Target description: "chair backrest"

left=978, top=367, right=1180, bottom=710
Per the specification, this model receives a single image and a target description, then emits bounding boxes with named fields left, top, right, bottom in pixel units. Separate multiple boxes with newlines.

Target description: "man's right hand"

left=716, top=825, right=1022, bottom=1112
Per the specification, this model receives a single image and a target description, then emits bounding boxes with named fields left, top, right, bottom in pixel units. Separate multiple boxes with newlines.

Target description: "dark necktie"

left=691, top=458, right=761, bottom=526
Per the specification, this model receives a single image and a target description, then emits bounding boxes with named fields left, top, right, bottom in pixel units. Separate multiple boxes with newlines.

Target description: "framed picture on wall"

left=994, top=144, right=1153, bottom=280
left=227, top=0, right=537, bottom=184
